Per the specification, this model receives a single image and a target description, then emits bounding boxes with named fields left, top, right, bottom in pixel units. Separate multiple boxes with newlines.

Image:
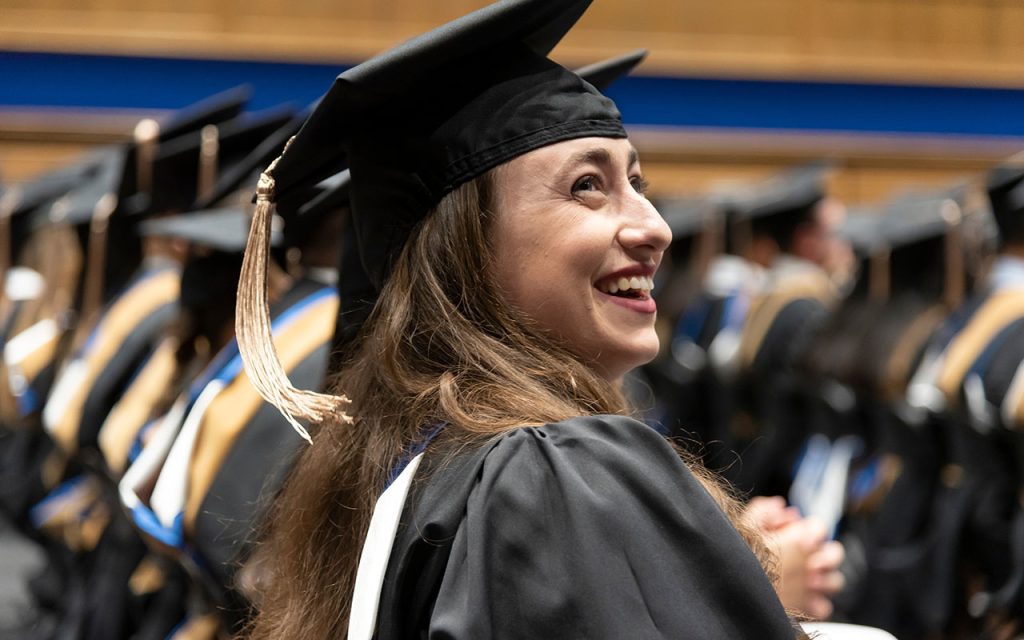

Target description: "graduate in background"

left=111, top=177, right=343, bottom=639
left=186, top=175, right=347, bottom=633
left=1, top=90, right=292, bottom=640
left=717, top=165, right=845, bottom=497
left=898, top=164, right=1024, bottom=638
left=801, top=192, right=972, bottom=638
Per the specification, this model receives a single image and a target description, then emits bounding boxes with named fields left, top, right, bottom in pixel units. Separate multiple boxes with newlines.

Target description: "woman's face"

left=490, top=137, right=672, bottom=383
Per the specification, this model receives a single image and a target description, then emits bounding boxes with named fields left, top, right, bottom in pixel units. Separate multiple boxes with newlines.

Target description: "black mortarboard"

left=147, top=208, right=278, bottom=347
left=838, top=210, right=885, bottom=256
left=262, top=0, right=625, bottom=290
left=236, top=0, right=627, bottom=437
left=141, top=208, right=281, bottom=253
left=723, top=162, right=831, bottom=256
left=158, top=86, right=251, bottom=141
left=881, top=194, right=960, bottom=249
left=737, top=162, right=832, bottom=223
left=7, top=151, right=106, bottom=219
left=135, top=106, right=296, bottom=218
left=116, top=86, right=251, bottom=212
left=192, top=113, right=307, bottom=212
left=38, top=146, right=127, bottom=229
left=280, top=171, right=350, bottom=250
left=28, top=88, right=254, bottom=230
left=878, top=193, right=963, bottom=301
left=574, top=49, right=647, bottom=92
left=2, top=149, right=112, bottom=258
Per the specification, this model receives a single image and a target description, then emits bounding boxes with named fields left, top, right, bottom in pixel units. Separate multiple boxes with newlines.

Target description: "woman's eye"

left=631, top=175, right=650, bottom=196
left=572, top=176, right=598, bottom=194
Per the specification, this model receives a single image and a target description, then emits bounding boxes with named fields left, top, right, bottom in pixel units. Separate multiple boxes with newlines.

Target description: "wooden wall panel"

left=2, top=0, right=1024, bottom=86
left=3, top=123, right=1017, bottom=208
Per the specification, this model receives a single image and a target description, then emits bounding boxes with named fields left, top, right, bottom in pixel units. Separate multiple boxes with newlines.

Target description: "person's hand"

left=745, top=496, right=846, bottom=620
left=745, top=495, right=802, bottom=531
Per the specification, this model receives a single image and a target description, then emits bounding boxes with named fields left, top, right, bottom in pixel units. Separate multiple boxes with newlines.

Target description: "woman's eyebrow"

left=563, top=148, right=612, bottom=172
left=554, top=146, right=639, bottom=184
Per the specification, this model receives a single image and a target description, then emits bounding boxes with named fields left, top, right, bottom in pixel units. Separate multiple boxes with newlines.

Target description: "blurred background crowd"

left=2, top=1, right=1024, bottom=639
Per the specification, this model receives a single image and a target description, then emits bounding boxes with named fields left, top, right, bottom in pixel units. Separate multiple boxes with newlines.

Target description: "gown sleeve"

left=427, top=415, right=797, bottom=639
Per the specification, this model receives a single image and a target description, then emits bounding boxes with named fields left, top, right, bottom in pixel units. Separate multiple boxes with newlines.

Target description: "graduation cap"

left=140, top=208, right=281, bottom=253
left=158, top=86, right=251, bottom=141
left=323, top=49, right=645, bottom=360
left=877, top=193, right=964, bottom=305
left=24, top=88, right=256, bottom=333
left=739, top=163, right=831, bottom=224
left=192, top=113, right=307, bottom=212
left=135, top=106, right=297, bottom=218
left=0, top=148, right=112, bottom=259
left=279, top=171, right=351, bottom=250
left=236, top=0, right=628, bottom=439
left=574, top=49, right=646, bottom=92
left=727, top=162, right=833, bottom=256
left=26, top=87, right=254, bottom=231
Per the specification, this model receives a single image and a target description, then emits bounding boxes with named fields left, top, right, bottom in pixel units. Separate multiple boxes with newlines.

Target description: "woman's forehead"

left=508, top=137, right=639, bottom=174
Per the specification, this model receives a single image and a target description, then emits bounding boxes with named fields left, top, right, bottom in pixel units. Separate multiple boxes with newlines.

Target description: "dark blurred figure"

left=726, top=165, right=844, bottom=497
left=890, top=165, right=1024, bottom=639
left=805, top=189, right=978, bottom=638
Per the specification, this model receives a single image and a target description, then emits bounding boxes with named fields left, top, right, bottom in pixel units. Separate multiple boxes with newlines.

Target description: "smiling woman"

left=491, top=138, right=670, bottom=383
left=233, top=0, right=803, bottom=638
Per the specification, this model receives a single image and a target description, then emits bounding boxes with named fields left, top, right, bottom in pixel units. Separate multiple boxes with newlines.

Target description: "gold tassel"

left=196, top=124, right=219, bottom=202
left=134, top=119, right=160, bottom=195
left=74, top=193, right=118, bottom=350
left=0, top=187, right=20, bottom=299
left=869, top=248, right=890, bottom=303
left=236, top=151, right=352, bottom=444
left=941, top=199, right=965, bottom=309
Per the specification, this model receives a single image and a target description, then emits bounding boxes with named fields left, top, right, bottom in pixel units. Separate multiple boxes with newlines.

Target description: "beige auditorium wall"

left=4, top=123, right=1019, bottom=207
left=1, top=0, right=1023, bottom=87
left=3, top=0, right=1024, bottom=205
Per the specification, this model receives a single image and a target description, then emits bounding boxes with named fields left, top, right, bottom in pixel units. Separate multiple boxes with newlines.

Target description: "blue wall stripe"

left=3, top=50, right=1024, bottom=138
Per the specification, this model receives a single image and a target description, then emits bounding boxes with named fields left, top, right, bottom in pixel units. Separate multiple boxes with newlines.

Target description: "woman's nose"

left=618, top=196, right=672, bottom=257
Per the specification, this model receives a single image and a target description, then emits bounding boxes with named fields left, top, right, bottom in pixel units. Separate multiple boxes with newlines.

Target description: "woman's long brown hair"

left=244, top=170, right=779, bottom=638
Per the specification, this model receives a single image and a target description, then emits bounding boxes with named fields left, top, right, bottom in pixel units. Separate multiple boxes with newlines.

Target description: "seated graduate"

left=233, top=0, right=806, bottom=637
left=899, top=166, right=1024, bottom=635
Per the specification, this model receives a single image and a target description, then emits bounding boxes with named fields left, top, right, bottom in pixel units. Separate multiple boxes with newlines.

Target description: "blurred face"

left=794, top=197, right=846, bottom=267
left=490, top=137, right=672, bottom=383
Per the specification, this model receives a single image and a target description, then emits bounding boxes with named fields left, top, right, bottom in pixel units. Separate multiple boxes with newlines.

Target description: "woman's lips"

left=595, top=288, right=657, bottom=314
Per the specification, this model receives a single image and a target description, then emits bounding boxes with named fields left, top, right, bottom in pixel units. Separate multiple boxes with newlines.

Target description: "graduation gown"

left=652, top=255, right=759, bottom=464
left=190, top=277, right=337, bottom=626
left=890, top=260, right=1024, bottom=633
left=376, top=415, right=797, bottom=639
left=730, top=256, right=834, bottom=495
left=43, top=261, right=180, bottom=457
left=118, top=277, right=339, bottom=636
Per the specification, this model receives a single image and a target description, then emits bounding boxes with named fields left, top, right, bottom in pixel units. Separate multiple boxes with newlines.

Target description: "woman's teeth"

left=597, top=275, right=654, bottom=296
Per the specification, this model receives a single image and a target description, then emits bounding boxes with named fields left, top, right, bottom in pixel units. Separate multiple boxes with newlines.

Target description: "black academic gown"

left=191, top=276, right=334, bottom=630
left=732, top=295, right=831, bottom=496
left=378, top=415, right=797, bottom=639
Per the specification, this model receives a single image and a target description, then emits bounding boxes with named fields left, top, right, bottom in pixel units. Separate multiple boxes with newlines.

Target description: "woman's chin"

left=589, top=335, right=661, bottom=383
